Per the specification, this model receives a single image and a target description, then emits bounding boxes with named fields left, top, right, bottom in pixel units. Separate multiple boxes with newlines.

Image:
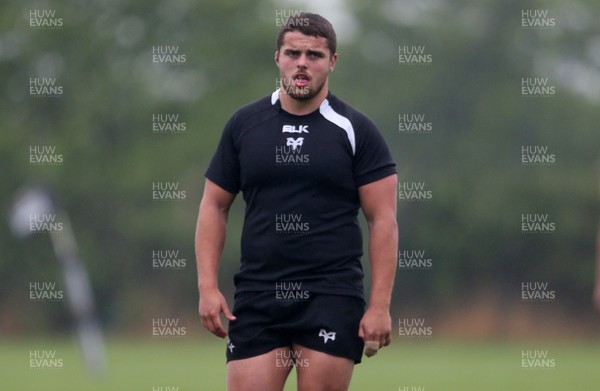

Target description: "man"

left=195, top=12, right=397, bottom=391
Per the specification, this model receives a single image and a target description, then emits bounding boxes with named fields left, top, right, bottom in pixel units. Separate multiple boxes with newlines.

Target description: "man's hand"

left=199, top=288, right=236, bottom=338
left=358, top=306, right=392, bottom=355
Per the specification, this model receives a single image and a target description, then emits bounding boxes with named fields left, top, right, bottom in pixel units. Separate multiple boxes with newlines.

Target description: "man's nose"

left=296, top=53, right=307, bottom=68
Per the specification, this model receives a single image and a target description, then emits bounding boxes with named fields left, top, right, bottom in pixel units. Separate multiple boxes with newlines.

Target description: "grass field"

left=2, top=337, right=599, bottom=390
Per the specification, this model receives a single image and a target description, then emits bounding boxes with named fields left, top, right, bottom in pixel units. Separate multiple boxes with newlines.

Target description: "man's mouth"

left=294, top=73, right=309, bottom=88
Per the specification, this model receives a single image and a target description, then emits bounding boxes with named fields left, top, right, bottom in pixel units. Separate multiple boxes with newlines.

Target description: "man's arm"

left=357, top=174, right=398, bottom=350
left=195, top=178, right=237, bottom=338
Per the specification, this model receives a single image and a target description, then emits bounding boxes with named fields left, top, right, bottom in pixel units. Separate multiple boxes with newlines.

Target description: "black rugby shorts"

left=225, top=291, right=365, bottom=364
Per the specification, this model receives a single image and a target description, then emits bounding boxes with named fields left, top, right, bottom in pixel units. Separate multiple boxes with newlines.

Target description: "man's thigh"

left=293, top=344, right=354, bottom=391
left=291, top=294, right=365, bottom=365
left=227, top=347, right=293, bottom=391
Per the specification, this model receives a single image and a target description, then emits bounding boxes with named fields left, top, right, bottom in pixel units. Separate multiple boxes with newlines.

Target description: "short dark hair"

left=276, top=12, right=337, bottom=56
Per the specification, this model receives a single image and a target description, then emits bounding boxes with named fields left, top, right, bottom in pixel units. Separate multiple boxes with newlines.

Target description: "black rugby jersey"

left=205, top=90, right=396, bottom=299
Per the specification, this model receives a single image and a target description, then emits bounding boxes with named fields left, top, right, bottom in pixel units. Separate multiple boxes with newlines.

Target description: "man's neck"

left=279, top=83, right=329, bottom=116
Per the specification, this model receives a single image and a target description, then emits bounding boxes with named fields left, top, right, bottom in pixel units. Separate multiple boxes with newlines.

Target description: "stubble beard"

left=284, top=78, right=326, bottom=101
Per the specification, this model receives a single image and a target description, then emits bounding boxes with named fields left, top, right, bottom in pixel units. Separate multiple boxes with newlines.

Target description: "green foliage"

left=1, top=0, right=599, bottom=332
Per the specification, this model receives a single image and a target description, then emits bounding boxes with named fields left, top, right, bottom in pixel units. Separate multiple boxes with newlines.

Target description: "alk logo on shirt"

left=282, top=125, right=309, bottom=133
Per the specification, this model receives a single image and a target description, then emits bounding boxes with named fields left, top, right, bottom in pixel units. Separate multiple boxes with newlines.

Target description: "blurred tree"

left=0, top=0, right=598, bottom=333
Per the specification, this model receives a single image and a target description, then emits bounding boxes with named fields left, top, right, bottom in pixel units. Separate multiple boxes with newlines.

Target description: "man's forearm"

left=367, top=217, right=398, bottom=309
left=195, top=201, right=228, bottom=292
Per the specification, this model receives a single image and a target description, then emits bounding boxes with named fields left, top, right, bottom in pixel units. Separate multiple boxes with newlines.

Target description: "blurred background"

left=1, top=0, right=599, bottom=389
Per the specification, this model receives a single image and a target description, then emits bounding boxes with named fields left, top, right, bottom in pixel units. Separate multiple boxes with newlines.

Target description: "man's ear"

left=274, top=51, right=279, bottom=64
left=329, top=52, right=338, bottom=72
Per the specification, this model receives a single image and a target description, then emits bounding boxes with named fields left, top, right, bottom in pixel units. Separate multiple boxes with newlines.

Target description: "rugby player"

left=195, top=12, right=398, bottom=391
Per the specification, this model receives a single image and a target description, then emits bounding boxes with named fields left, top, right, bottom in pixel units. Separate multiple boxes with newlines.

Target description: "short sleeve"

left=205, top=115, right=241, bottom=194
left=353, top=118, right=396, bottom=187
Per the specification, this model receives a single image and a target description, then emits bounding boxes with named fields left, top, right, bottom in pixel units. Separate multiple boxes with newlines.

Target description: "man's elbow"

left=367, top=213, right=397, bottom=232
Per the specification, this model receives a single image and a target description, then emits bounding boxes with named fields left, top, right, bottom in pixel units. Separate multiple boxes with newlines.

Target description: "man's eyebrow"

left=283, top=48, right=326, bottom=54
left=306, top=49, right=325, bottom=56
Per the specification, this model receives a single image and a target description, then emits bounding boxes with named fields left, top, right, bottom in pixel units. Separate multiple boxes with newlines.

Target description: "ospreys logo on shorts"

left=318, top=329, right=336, bottom=344
left=227, top=341, right=235, bottom=353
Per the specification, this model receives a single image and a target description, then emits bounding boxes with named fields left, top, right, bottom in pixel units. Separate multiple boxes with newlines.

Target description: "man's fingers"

left=360, top=325, right=387, bottom=345
left=200, top=312, right=213, bottom=332
left=364, top=341, right=379, bottom=358
left=358, top=323, right=365, bottom=340
left=360, top=327, right=391, bottom=353
left=360, top=323, right=382, bottom=357
left=208, top=314, right=227, bottom=338
left=211, top=315, right=227, bottom=338
left=222, top=303, right=237, bottom=321
left=201, top=311, right=227, bottom=338
left=199, top=293, right=235, bottom=338
left=383, top=335, right=391, bottom=347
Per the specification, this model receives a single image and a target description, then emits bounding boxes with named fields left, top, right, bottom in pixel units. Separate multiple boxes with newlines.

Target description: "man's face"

left=275, top=31, right=337, bottom=101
